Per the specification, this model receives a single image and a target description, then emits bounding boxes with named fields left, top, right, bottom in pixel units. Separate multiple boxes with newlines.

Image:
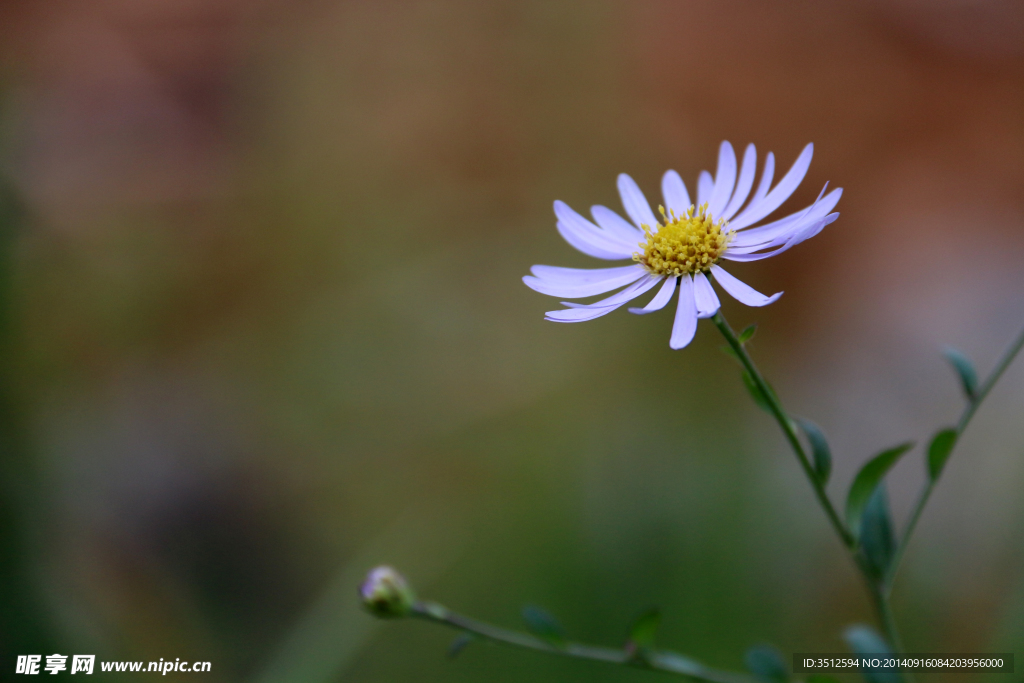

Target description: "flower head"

left=523, top=142, right=841, bottom=349
left=360, top=566, right=416, bottom=618
left=636, top=203, right=732, bottom=276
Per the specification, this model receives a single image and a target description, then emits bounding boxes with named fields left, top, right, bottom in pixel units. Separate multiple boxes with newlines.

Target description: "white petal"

left=772, top=212, right=837, bottom=251
left=530, top=263, right=643, bottom=284
left=591, top=205, right=643, bottom=243
left=745, top=152, right=775, bottom=215
left=670, top=275, right=698, bottom=349
left=697, top=171, right=713, bottom=206
left=617, top=174, right=659, bottom=229
left=544, top=305, right=618, bottom=323
left=730, top=144, right=813, bottom=230
left=524, top=264, right=645, bottom=298
left=555, top=221, right=632, bottom=260
left=723, top=213, right=838, bottom=262
left=661, top=170, right=691, bottom=217
left=710, top=265, right=782, bottom=306
left=554, top=200, right=621, bottom=242
left=729, top=183, right=830, bottom=248
left=545, top=274, right=660, bottom=322
left=555, top=200, right=635, bottom=250
left=693, top=271, right=721, bottom=318
left=559, top=273, right=661, bottom=310
left=707, top=141, right=737, bottom=218
left=722, top=144, right=756, bottom=220
left=629, top=274, right=677, bottom=314
left=729, top=187, right=841, bottom=251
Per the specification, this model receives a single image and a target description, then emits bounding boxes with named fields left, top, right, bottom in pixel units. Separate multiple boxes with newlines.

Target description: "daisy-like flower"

left=523, top=142, right=841, bottom=349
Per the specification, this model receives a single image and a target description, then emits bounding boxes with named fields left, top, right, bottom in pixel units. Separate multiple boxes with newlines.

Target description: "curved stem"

left=411, top=602, right=755, bottom=683
left=712, top=312, right=854, bottom=549
left=885, top=323, right=1024, bottom=590
left=713, top=311, right=913, bottom=664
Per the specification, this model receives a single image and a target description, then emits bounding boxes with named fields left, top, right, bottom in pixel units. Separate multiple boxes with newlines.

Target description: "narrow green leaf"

left=626, top=608, right=660, bottom=650
left=843, top=625, right=902, bottom=683
left=448, top=633, right=474, bottom=658
left=522, top=605, right=566, bottom=647
left=744, top=644, right=789, bottom=683
left=742, top=371, right=774, bottom=413
left=846, top=442, right=914, bottom=539
left=859, top=484, right=895, bottom=580
left=942, top=346, right=978, bottom=399
left=796, top=418, right=832, bottom=485
left=738, top=324, right=758, bottom=345
left=926, top=428, right=958, bottom=481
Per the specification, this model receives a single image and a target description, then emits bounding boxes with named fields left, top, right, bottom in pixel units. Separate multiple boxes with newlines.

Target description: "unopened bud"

left=360, top=566, right=416, bottom=618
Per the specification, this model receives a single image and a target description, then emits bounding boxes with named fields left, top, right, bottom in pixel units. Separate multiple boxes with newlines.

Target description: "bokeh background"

left=1, top=1, right=1023, bottom=681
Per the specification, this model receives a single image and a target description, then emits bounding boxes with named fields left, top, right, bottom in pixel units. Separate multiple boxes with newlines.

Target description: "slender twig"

left=870, top=586, right=906, bottom=654
left=884, top=482, right=932, bottom=595
left=389, top=315, right=1023, bottom=683
left=712, top=312, right=854, bottom=549
left=411, top=602, right=755, bottom=683
left=885, top=323, right=1024, bottom=591
left=712, top=310, right=914, bottom=665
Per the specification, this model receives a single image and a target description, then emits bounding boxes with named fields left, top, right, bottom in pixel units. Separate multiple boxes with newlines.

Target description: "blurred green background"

left=0, top=1, right=1022, bottom=681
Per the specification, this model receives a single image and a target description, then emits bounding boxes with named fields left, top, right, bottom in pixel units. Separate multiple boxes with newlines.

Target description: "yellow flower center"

left=633, top=203, right=733, bottom=276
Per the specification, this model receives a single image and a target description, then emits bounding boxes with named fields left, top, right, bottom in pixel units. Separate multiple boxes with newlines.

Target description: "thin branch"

left=712, top=312, right=853, bottom=549
left=712, top=310, right=912, bottom=663
left=411, top=602, right=755, bottom=683
left=885, top=323, right=1024, bottom=590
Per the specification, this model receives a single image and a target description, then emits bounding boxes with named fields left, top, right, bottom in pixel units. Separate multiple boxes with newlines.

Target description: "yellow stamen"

left=633, top=203, right=733, bottom=276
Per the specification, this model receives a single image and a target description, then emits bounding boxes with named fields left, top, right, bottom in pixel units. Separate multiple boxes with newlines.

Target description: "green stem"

left=713, top=311, right=912, bottom=664
left=871, top=589, right=906, bottom=654
left=868, top=584, right=916, bottom=683
left=411, top=602, right=755, bottom=683
left=885, top=323, right=1024, bottom=590
left=883, top=483, right=931, bottom=594
left=956, top=324, right=1024, bottom=433
left=712, top=312, right=854, bottom=549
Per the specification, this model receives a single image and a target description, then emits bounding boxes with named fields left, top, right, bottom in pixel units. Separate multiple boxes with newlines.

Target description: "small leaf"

left=626, top=608, right=660, bottom=650
left=926, top=428, right=958, bottom=481
left=744, top=644, right=789, bottom=683
left=796, top=418, right=832, bottom=485
left=843, top=625, right=902, bottom=683
left=738, top=324, right=758, bottom=345
left=720, top=344, right=741, bottom=363
left=846, top=442, right=914, bottom=540
left=742, top=371, right=775, bottom=414
left=522, top=605, right=566, bottom=647
left=859, top=484, right=895, bottom=580
left=448, top=633, right=474, bottom=658
left=942, top=346, right=978, bottom=399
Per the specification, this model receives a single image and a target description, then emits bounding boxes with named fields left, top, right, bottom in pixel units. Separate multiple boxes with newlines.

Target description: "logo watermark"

left=16, top=656, right=211, bottom=675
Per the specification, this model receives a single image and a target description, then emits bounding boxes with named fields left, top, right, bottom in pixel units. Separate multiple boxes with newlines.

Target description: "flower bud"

left=360, top=566, right=416, bottom=618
